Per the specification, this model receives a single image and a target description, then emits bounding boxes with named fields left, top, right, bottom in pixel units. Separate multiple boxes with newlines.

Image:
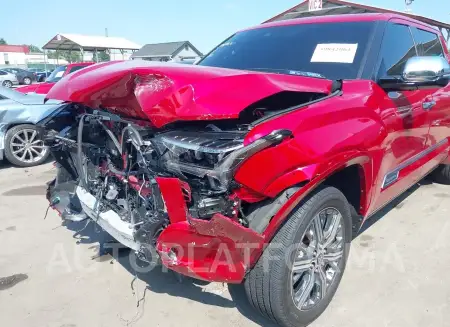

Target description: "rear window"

left=411, top=27, right=445, bottom=57
left=68, top=65, right=86, bottom=74
left=198, top=21, right=375, bottom=80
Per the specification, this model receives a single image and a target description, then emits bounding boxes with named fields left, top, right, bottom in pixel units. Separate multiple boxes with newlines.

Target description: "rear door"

left=371, top=21, right=432, bottom=210
left=410, top=27, right=450, bottom=174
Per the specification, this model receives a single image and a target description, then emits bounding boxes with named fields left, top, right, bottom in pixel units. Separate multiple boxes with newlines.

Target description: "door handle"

left=423, top=100, right=436, bottom=111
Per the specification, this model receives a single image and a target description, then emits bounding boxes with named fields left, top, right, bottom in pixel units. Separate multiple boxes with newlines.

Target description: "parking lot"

left=0, top=161, right=449, bottom=327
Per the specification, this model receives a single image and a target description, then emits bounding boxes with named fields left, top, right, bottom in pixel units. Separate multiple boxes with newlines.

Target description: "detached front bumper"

left=154, top=177, right=265, bottom=283
left=50, top=171, right=265, bottom=284
left=156, top=215, right=264, bottom=283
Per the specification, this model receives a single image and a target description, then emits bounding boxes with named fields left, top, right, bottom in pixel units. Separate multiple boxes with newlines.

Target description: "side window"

left=0, top=71, right=6, bottom=76
left=68, top=66, right=85, bottom=74
left=411, top=28, right=444, bottom=57
left=378, top=23, right=417, bottom=77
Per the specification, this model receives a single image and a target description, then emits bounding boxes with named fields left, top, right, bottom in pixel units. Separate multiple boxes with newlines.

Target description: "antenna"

left=405, top=0, right=414, bottom=13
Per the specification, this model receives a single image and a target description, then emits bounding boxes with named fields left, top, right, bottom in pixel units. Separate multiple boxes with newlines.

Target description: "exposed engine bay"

left=36, top=54, right=341, bottom=283
left=41, top=103, right=298, bottom=263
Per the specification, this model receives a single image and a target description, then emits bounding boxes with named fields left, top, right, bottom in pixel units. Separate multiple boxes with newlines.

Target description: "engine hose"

left=121, top=125, right=144, bottom=155
left=78, top=115, right=142, bottom=185
left=97, top=120, right=122, bottom=155
left=77, top=115, right=87, bottom=189
left=108, top=163, right=140, bottom=176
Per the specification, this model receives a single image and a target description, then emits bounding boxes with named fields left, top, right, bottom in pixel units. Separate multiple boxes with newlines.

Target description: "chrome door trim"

left=381, top=138, right=448, bottom=189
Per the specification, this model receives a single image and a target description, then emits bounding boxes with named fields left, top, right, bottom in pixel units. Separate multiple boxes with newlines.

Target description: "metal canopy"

left=264, top=0, right=450, bottom=41
left=42, top=34, right=141, bottom=51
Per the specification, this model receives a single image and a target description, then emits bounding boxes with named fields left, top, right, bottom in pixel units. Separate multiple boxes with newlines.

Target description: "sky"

left=1, top=0, right=449, bottom=54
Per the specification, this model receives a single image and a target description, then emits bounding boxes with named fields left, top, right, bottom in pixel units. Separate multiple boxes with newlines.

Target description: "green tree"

left=47, top=50, right=81, bottom=63
left=28, top=44, right=43, bottom=53
left=46, top=51, right=57, bottom=59
left=97, top=50, right=110, bottom=62
left=64, top=51, right=81, bottom=63
left=0, top=38, right=7, bottom=45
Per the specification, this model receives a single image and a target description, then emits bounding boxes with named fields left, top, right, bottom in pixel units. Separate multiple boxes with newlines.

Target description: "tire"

left=2, top=80, right=13, bottom=88
left=4, top=124, right=50, bottom=167
left=23, top=77, right=32, bottom=85
left=244, top=186, right=352, bottom=327
left=429, top=164, right=450, bottom=184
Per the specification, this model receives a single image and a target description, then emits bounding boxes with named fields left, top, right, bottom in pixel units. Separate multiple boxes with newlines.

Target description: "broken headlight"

left=153, top=129, right=292, bottom=191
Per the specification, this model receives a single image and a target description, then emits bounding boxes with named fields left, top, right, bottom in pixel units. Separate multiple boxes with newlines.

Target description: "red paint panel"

left=155, top=177, right=188, bottom=224
left=157, top=214, right=264, bottom=283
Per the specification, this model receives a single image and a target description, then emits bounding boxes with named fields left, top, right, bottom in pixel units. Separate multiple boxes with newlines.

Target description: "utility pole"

left=105, top=28, right=108, bottom=37
left=405, top=0, right=414, bottom=13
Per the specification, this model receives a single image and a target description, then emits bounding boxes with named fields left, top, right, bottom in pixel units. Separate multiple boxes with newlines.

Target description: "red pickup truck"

left=40, top=13, right=450, bottom=327
left=16, top=62, right=94, bottom=94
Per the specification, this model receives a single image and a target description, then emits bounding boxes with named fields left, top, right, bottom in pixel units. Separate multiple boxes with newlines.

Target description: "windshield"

left=46, top=65, right=67, bottom=83
left=198, top=22, right=375, bottom=80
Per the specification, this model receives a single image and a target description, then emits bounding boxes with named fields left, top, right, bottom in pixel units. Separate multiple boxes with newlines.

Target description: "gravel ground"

left=0, top=161, right=449, bottom=327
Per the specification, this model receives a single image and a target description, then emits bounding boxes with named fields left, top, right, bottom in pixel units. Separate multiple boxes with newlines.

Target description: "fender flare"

left=261, top=152, right=372, bottom=242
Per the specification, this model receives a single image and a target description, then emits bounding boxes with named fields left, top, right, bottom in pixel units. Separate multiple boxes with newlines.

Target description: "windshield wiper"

left=246, top=68, right=326, bottom=79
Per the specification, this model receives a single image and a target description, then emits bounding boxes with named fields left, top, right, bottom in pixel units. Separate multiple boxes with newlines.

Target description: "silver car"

left=0, top=70, right=19, bottom=88
left=0, top=86, right=62, bottom=167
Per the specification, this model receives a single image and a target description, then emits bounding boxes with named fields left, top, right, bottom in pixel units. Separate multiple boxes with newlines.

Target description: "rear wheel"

left=23, top=77, right=32, bottom=85
left=2, top=80, right=13, bottom=88
left=244, top=186, right=352, bottom=327
left=4, top=124, right=50, bottom=167
left=430, top=164, right=450, bottom=184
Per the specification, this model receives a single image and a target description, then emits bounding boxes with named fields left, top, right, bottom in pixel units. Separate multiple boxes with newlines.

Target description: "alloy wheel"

left=3, top=80, right=12, bottom=88
left=9, top=129, right=48, bottom=164
left=291, top=207, right=345, bottom=311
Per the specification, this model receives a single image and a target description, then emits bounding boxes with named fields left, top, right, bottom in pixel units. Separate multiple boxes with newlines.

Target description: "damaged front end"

left=41, top=104, right=295, bottom=282
left=39, top=61, right=336, bottom=283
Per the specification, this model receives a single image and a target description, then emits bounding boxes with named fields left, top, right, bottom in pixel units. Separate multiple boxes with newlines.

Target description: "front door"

left=370, top=22, right=434, bottom=212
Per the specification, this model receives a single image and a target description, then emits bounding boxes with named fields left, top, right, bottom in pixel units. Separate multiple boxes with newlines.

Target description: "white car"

left=0, top=70, right=19, bottom=88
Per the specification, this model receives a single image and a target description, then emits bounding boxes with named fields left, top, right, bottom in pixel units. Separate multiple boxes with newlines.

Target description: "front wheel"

left=244, top=186, right=352, bottom=327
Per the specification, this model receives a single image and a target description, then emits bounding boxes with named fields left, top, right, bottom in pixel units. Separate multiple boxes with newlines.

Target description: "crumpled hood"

left=46, top=60, right=333, bottom=128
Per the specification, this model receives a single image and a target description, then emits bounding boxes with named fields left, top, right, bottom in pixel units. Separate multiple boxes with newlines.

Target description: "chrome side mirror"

left=379, top=56, right=450, bottom=91
left=403, top=56, right=450, bottom=82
